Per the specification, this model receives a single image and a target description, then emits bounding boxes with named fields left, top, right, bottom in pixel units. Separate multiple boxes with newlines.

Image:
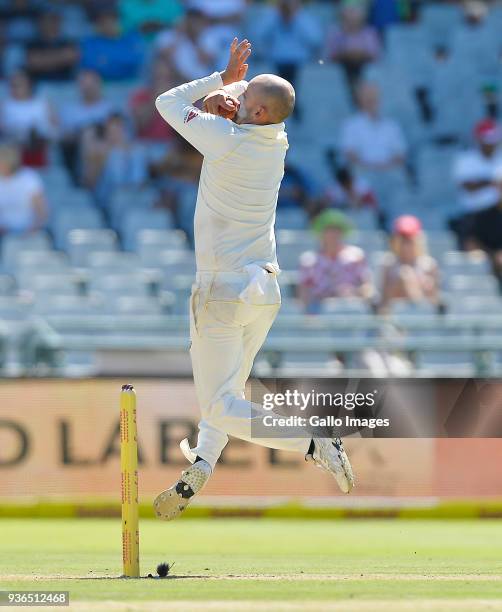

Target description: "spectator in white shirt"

left=257, top=0, right=322, bottom=93
left=155, top=9, right=220, bottom=81
left=340, top=81, right=407, bottom=171
left=0, top=69, right=56, bottom=167
left=0, top=142, right=47, bottom=235
left=451, top=119, right=502, bottom=270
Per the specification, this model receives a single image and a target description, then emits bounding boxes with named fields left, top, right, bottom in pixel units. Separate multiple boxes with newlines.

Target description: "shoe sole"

left=335, top=443, right=355, bottom=494
left=153, top=485, right=190, bottom=521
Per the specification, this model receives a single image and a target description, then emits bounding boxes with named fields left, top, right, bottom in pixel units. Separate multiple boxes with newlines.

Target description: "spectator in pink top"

left=298, top=210, right=374, bottom=313
left=326, top=3, right=381, bottom=93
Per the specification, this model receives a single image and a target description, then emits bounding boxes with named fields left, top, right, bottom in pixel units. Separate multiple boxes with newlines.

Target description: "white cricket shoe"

left=153, top=459, right=211, bottom=521
left=307, top=437, right=355, bottom=494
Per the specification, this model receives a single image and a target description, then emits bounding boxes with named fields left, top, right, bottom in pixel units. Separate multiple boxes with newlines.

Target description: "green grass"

left=0, top=518, right=501, bottom=610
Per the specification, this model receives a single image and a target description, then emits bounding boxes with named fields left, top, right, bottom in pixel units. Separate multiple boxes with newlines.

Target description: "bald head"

left=234, top=73, right=295, bottom=125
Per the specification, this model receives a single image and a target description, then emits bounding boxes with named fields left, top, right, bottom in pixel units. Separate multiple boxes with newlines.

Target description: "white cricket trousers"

left=187, top=271, right=311, bottom=470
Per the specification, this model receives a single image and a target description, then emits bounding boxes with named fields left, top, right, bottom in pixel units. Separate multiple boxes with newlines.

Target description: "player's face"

left=234, top=83, right=263, bottom=125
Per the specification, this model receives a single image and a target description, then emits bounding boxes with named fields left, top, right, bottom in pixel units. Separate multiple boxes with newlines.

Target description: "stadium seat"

left=275, top=208, right=309, bottom=231
left=88, top=273, right=151, bottom=297
left=0, top=274, right=15, bottom=295
left=86, top=251, right=142, bottom=274
left=442, top=251, right=491, bottom=275
left=320, top=298, right=371, bottom=316
left=0, top=295, right=32, bottom=320
left=16, top=272, right=82, bottom=296
left=32, top=295, right=104, bottom=316
left=390, top=300, right=438, bottom=316
left=14, top=251, right=70, bottom=276
left=1, top=231, right=52, bottom=269
left=120, top=208, right=175, bottom=252
left=446, top=275, right=499, bottom=296
left=447, top=295, right=502, bottom=315
left=104, top=295, right=164, bottom=316
left=109, top=187, right=158, bottom=229
left=66, top=229, right=119, bottom=266
left=51, top=206, right=105, bottom=250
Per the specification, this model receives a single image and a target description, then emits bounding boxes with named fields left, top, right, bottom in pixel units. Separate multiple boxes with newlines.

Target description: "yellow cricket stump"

left=120, top=384, right=140, bottom=578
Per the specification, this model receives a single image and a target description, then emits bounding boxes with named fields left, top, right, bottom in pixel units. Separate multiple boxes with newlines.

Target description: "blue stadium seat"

left=51, top=206, right=105, bottom=250
left=66, top=229, right=119, bottom=266
left=275, top=208, right=309, bottom=231
left=120, top=208, right=175, bottom=252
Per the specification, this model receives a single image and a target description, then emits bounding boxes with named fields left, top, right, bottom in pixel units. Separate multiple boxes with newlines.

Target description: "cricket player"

left=153, top=39, right=354, bottom=520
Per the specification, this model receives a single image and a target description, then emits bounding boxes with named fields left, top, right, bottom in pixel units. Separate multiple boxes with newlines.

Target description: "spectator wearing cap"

left=0, top=142, right=47, bottom=235
left=379, top=215, right=439, bottom=312
left=25, top=10, right=79, bottom=82
left=451, top=119, right=502, bottom=258
left=80, top=8, right=144, bottom=81
left=298, top=210, right=374, bottom=313
left=325, top=3, right=381, bottom=93
left=257, top=0, right=323, bottom=93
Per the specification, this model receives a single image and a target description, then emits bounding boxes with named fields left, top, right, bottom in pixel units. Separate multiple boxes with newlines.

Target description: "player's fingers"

left=235, top=39, right=249, bottom=57
left=230, top=37, right=238, bottom=54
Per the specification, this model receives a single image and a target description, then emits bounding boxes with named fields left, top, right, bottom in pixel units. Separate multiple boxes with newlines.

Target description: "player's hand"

left=203, top=90, right=240, bottom=119
left=221, top=38, right=251, bottom=86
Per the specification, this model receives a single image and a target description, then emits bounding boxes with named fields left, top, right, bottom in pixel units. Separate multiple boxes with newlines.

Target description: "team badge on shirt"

left=184, top=109, right=199, bottom=123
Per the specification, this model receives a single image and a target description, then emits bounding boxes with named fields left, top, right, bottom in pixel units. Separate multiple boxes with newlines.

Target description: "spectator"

left=463, top=0, right=488, bottom=27
left=0, top=0, right=40, bottom=44
left=155, top=9, right=219, bottom=81
left=0, top=69, right=56, bottom=167
left=277, top=162, right=314, bottom=210
left=257, top=0, right=322, bottom=91
left=0, top=142, right=47, bottom=235
left=452, top=119, right=502, bottom=279
left=82, top=113, right=148, bottom=204
left=25, top=10, right=79, bottom=82
left=379, top=215, right=439, bottom=311
left=129, top=60, right=175, bottom=143
left=59, top=70, right=115, bottom=184
left=298, top=210, right=373, bottom=313
left=119, top=0, right=184, bottom=36
left=150, top=133, right=202, bottom=242
left=323, top=165, right=378, bottom=211
left=80, top=8, right=144, bottom=81
left=326, top=3, right=381, bottom=92
left=451, top=119, right=502, bottom=253
left=340, top=81, right=407, bottom=172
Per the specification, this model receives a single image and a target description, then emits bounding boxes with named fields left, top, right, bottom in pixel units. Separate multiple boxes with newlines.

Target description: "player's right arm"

left=155, top=38, right=251, bottom=160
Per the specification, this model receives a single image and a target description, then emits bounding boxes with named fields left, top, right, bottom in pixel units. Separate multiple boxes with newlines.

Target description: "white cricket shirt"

left=155, top=72, right=288, bottom=273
